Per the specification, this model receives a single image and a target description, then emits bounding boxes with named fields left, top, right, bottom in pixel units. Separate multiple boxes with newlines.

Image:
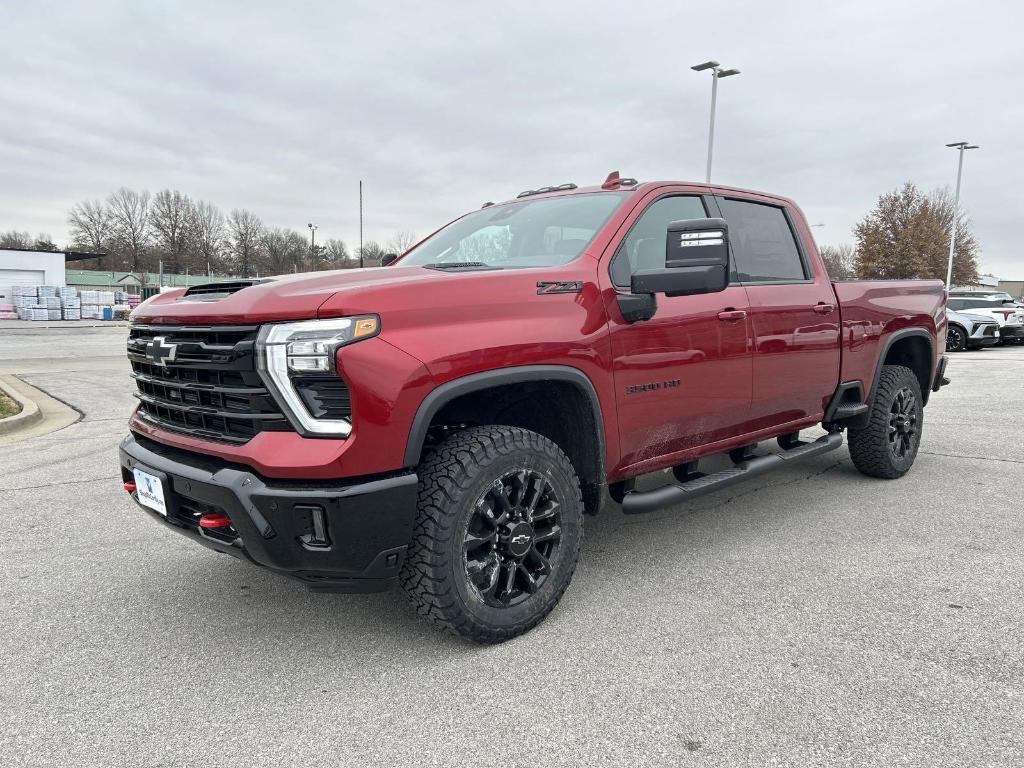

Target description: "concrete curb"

left=0, top=377, right=43, bottom=435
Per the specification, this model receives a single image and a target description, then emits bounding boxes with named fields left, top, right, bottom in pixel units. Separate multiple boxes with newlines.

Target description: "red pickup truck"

left=120, top=174, right=948, bottom=642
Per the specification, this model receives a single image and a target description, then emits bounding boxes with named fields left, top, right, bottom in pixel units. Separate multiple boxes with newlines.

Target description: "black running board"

left=621, top=432, right=844, bottom=515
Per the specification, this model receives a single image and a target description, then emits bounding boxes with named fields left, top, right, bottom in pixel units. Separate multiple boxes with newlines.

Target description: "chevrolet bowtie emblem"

left=146, top=336, right=177, bottom=366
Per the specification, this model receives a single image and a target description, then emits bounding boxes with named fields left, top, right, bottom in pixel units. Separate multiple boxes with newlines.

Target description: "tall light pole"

left=692, top=60, right=740, bottom=183
left=359, top=180, right=364, bottom=269
left=307, top=222, right=317, bottom=272
left=944, top=141, right=979, bottom=288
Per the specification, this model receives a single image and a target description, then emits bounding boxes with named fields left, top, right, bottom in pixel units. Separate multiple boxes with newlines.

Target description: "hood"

left=952, top=311, right=995, bottom=324
left=130, top=266, right=455, bottom=324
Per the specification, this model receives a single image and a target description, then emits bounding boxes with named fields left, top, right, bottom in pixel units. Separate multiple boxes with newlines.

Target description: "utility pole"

left=944, top=141, right=979, bottom=288
left=691, top=60, right=741, bottom=183
left=359, top=180, right=364, bottom=269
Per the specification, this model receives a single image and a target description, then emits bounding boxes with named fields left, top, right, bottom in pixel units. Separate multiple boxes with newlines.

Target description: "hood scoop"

left=181, top=278, right=275, bottom=300
left=421, top=262, right=501, bottom=272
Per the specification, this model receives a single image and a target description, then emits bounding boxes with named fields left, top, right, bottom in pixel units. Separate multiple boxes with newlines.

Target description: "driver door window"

left=609, top=195, right=709, bottom=287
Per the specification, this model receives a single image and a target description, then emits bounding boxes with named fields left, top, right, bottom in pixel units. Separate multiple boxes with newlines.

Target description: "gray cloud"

left=1, top=0, right=1021, bottom=276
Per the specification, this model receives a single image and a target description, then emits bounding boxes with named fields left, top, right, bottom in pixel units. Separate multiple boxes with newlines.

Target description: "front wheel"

left=848, top=365, right=923, bottom=479
left=946, top=325, right=967, bottom=352
left=399, top=425, right=584, bottom=643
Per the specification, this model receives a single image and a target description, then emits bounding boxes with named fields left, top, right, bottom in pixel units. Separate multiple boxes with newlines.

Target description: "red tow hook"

left=123, top=481, right=137, bottom=493
left=198, top=512, right=232, bottom=530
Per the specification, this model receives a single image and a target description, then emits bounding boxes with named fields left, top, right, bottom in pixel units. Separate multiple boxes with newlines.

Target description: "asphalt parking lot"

left=1, top=325, right=1022, bottom=767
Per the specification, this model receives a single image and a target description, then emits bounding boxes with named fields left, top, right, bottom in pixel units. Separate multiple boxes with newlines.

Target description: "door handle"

left=717, top=309, right=747, bottom=321
left=813, top=303, right=835, bottom=315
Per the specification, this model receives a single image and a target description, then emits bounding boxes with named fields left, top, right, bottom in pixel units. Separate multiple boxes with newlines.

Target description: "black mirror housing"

left=382, top=253, right=399, bottom=266
left=665, top=217, right=728, bottom=270
left=628, top=218, right=729, bottom=298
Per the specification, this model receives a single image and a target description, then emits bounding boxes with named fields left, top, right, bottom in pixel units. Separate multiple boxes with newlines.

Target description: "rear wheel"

left=400, top=425, right=584, bottom=643
left=946, top=325, right=967, bottom=352
left=848, top=365, right=923, bottom=479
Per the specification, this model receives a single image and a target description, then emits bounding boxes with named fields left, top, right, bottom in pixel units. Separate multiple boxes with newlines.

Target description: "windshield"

left=400, top=192, right=628, bottom=268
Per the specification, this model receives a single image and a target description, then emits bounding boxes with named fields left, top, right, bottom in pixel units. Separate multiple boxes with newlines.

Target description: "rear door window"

left=719, top=198, right=808, bottom=283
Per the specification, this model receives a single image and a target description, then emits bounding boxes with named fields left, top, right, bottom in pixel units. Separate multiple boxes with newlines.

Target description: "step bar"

left=621, top=432, right=844, bottom=515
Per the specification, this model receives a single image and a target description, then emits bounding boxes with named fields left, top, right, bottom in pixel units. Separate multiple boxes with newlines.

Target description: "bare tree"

left=386, top=230, right=417, bottom=255
left=0, top=230, right=33, bottom=249
left=853, top=182, right=978, bottom=284
left=191, top=200, right=227, bottom=274
left=262, top=228, right=307, bottom=274
left=107, top=187, right=151, bottom=271
left=150, top=189, right=195, bottom=274
left=323, top=238, right=354, bottom=269
left=357, top=241, right=386, bottom=267
left=227, top=209, right=265, bottom=277
left=34, top=234, right=60, bottom=251
left=68, top=200, right=112, bottom=267
left=819, top=243, right=857, bottom=280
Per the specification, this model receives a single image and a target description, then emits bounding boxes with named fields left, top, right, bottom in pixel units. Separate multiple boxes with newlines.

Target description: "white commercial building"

left=0, top=248, right=67, bottom=302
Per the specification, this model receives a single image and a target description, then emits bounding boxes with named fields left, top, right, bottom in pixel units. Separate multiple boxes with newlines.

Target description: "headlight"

left=256, top=316, right=379, bottom=436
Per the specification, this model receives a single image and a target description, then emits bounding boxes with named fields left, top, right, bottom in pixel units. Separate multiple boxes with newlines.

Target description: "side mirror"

left=630, top=218, right=729, bottom=298
left=382, top=253, right=399, bottom=267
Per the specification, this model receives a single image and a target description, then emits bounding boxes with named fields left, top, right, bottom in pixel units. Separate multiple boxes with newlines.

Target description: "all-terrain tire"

left=399, top=425, right=584, bottom=643
left=848, top=364, right=923, bottom=479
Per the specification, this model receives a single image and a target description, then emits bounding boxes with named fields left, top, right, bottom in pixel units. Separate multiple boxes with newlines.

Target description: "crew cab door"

left=714, top=194, right=841, bottom=426
left=602, top=190, right=753, bottom=470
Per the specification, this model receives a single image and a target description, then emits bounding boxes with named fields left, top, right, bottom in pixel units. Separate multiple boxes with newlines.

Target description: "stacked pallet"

left=12, top=286, right=37, bottom=319
left=62, top=295, right=82, bottom=320
left=0, top=302, right=16, bottom=320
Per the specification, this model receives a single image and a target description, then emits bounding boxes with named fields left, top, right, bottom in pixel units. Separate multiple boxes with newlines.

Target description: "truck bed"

left=833, top=279, right=946, bottom=395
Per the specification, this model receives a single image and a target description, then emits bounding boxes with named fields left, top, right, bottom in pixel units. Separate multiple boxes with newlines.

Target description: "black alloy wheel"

left=464, top=470, right=562, bottom=607
left=888, top=387, right=918, bottom=460
left=400, top=425, right=584, bottom=643
left=946, top=326, right=966, bottom=352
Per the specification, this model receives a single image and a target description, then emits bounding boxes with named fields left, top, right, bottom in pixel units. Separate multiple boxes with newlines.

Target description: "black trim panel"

left=870, top=328, right=935, bottom=404
left=120, top=434, right=418, bottom=593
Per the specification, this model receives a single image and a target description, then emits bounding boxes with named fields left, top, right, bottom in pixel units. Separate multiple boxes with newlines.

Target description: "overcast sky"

left=2, top=1, right=1021, bottom=276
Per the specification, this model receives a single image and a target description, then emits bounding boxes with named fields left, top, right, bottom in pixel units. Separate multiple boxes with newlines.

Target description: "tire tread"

left=399, top=425, right=583, bottom=643
left=848, top=364, right=922, bottom=479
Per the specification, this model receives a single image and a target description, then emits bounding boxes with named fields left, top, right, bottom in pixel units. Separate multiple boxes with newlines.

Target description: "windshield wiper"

left=422, top=262, right=502, bottom=271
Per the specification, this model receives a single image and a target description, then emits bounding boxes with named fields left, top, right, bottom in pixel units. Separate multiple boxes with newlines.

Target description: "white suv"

left=946, top=308, right=1000, bottom=351
left=947, top=297, right=1024, bottom=344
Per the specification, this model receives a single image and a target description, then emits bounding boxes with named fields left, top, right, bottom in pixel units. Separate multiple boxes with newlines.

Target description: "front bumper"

left=119, top=434, right=418, bottom=593
left=966, top=336, right=999, bottom=348
left=998, top=325, right=1024, bottom=339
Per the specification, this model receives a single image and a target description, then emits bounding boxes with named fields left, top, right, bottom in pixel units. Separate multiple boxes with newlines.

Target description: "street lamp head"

left=965, top=144, right=979, bottom=150
left=691, top=60, right=719, bottom=72
left=945, top=141, right=969, bottom=148
left=717, top=68, right=741, bottom=78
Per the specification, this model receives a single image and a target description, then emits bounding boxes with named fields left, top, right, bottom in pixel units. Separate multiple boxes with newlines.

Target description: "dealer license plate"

left=133, top=468, right=167, bottom=516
